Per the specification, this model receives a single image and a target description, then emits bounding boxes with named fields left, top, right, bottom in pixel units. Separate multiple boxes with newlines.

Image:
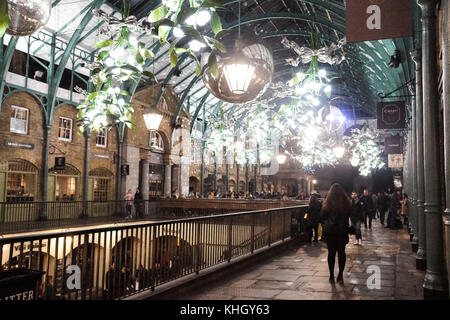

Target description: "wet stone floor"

left=181, top=221, right=425, bottom=300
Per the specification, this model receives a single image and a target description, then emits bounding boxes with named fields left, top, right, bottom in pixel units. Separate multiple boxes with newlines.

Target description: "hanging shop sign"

left=377, top=101, right=406, bottom=129
left=388, top=154, right=403, bottom=168
left=54, top=157, right=66, bottom=170
left=385, top=136, right=403, bottom=154
left=346, top=0, right=413, bottom=43
left=4, top=140, right=34, bottom=150
left=121, top=164, right=130, bottom=176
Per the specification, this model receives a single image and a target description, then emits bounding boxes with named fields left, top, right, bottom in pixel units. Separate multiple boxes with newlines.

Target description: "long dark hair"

left=322, top=183, right=351, bottom=216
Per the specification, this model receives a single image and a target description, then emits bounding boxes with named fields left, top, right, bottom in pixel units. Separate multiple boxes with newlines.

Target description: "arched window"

left=149, top=130, right=164, bottom=150
left=0, top=159, right=38, bottom=202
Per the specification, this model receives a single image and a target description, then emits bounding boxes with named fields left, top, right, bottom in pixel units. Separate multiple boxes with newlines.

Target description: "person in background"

left=350, top=192, right=364, bottom=245
left=376, top=191, right=389, bottom=226
left=171, top=188, right=179, bottom=199
left=105, top=263, right=119, bottom=300
left=372, top=193, right=378, bottom=218
left=401, top=193, right=409, bottom=226
left=134, top=188, right=143, bottom=218
left=359, top=189, right=376, bottom=229
left=387, top=189, right=402, bottom=228
left=124, top=189, right=134, bottom=219
left=208, top=191, right=215, bottom=199
left=320, top=183, right=352, bottom=284
left=307, top=194, right=322, bottom=242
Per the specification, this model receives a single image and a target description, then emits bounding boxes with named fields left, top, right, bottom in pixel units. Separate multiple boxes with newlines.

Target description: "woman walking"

left=321, top=183, right=351, bottom=284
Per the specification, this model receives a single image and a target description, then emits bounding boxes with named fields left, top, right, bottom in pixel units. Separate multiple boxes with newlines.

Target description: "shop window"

left=58, top=117, right=72, bottom=141
left=149, top=164, right=164, bottom=197
left=49, top=164, right=80, bottom=201
left=149, top=130, right=164, bottom=150
left=10, top=105, right=28, bottom=134
left=56, top=177, right=76, bottom=200
left=93, top=178, right=109, bottom=201
left=89, top=168, right=113, bottom=201
left=1, top=159, right=37, bottom=202
left=96, top=129, right=107, bottom=147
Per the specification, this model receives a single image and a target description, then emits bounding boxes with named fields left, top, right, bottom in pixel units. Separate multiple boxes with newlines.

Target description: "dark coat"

left=376, top=194, right=389, bottom=210
left=134, top=191, right=143, bottom=203
left=307, top=201, right=322, bottom=226
left=320, top=208, right=350, bottom=245
left=350, top=198, right=364, bottom=222
left=360, top=195, right=376, bottom=218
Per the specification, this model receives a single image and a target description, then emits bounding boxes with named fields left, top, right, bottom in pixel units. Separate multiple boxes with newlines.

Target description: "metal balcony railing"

left=0, top=205, right=308, bottom=300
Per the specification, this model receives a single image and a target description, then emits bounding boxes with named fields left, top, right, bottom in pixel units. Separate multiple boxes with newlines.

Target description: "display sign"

left=388, top=154, right=404, bottom=168
left=346, top=0, right=413, bottom=43
left=0, top=269, right=45, bottom=300
left=377, top=101, right=406, bottom=129
left=385, top=136, right=403, bottom=154
left=4, top=140, right=34, bottom=150
left=92, top=153, right=110, bottom=159
left=55, top=157, right=66, bottom=170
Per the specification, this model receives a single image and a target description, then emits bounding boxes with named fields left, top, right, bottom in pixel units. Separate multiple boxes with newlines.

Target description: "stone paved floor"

left=181, top=221, right=425, bottom=300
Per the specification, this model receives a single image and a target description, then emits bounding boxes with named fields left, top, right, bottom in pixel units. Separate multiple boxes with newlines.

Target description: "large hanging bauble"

left=317, top=105, right=345, bottom=132
left=6, top=0, right=52, bottom=36
left=203, top=36, right=273, bottom=104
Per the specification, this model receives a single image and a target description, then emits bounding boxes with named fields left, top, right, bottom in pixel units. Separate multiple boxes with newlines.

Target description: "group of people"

left=123, top=188, right=144, bottom=219
left=304, top=184, right=409, bottom=284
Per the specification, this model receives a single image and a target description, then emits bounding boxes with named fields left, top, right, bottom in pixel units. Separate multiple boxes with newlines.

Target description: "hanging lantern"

left=203, top=37, right=273, bottom=104
left=6, top=0, right=52, bottom=36
left=350, top=156, right=360, bottom=167
left=333, top=146, right=345, bottom=159
left=276, top=154, right=287, bottom=164
left=317, top=105, right=346, bottom=132
left=143, top=98, right=165, bottom=131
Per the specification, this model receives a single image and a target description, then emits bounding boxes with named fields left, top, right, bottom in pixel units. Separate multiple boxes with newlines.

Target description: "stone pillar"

left=442, top=0, right=450, bottom=293
left=140, top=159, right=149, bottom=201
left=412, top=49, right=427, bottom=270
left=225, top=163, right=229, bottom=193
left=82, top=130, right=92, bottom=217
left=418, top=0, right=449, bottom=299
left=164, top=164, right=172, bottom=197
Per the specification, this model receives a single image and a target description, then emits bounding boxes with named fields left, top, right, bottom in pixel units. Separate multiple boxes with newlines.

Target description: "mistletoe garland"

left=344, top=126, right=385, bottom=176
left=77, top=0, right=227, bottom=132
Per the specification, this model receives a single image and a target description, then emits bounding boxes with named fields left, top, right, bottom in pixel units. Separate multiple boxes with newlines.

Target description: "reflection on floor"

left=179, top=221, right=424, bottom=300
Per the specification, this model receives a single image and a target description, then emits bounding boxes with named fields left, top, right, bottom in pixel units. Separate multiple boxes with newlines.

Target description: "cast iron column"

left=418, top=0, right=449, bottom=299
left=40, top=124, right=51, bottom=220
left=411, top=49, right=427, bottom=270
left=82, top=129, right=91, bottom=217
left=409, top=88, right=419, bottom=252
left=442, top=0, right=450, bottom=293
left=236, top=164, right=240, bottom=194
